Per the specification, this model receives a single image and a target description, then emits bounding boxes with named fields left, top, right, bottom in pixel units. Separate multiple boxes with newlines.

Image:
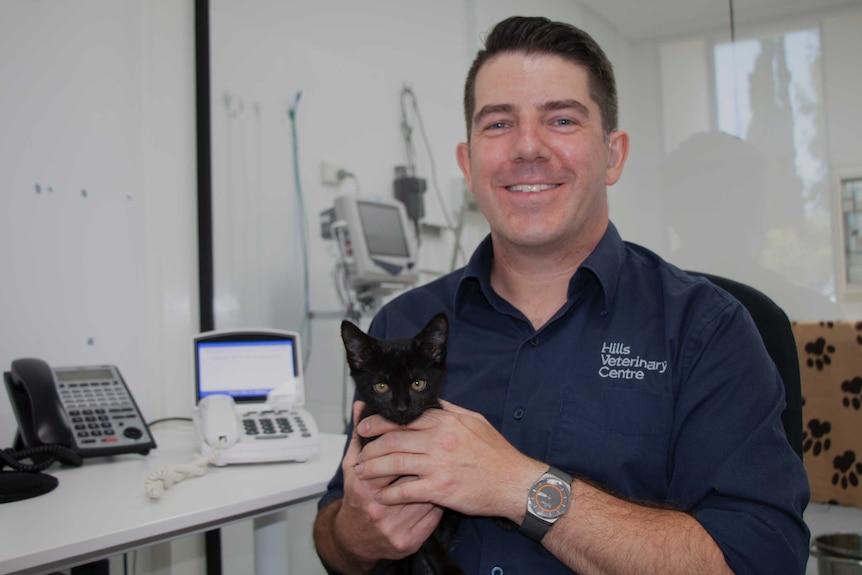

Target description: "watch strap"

left=547, top=466, right=573, bottom=486
left=519, top=466, right=573, bottom=542
left=520, top=509, right=553, bottom=542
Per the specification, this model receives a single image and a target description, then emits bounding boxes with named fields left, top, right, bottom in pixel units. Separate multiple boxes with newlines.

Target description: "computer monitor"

left=332, top=194, right=419, bottom=290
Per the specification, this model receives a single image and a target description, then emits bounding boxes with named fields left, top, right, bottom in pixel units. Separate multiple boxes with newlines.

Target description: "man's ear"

left=456, top=142, right=472, bottom=190
left=605, top=130, right=629, bottom=186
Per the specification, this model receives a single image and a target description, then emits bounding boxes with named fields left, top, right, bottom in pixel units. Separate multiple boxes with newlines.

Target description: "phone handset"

left=198, top=394, right=240, bottom=449
left=9, top=358, right=74, bottom=447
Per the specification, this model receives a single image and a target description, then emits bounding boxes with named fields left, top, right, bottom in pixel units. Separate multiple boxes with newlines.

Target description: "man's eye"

left=373, top=383, right=389, bottom=393
left=554, top=118, right=577, bottom=126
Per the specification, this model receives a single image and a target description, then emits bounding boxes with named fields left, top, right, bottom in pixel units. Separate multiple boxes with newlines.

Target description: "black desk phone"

left=3, top=358, right=156, bottom=460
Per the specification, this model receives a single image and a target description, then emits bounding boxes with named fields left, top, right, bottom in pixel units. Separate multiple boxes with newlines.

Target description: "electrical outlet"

left=321, top=161, right=343, bottom=186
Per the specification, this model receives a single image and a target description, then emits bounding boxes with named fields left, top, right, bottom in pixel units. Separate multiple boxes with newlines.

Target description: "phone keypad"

left=240, top=409, right=314, bottom=440
left=67, top=408, right=116, bottom=439
left=56, top=376, right=152, bottom=451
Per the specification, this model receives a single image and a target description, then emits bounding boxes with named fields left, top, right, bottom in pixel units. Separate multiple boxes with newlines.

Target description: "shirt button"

left=530, top=337, right=539, bottom=346
left=513, top=407, right=525, bottom=420
left=492, top=568, right=503, bottom=575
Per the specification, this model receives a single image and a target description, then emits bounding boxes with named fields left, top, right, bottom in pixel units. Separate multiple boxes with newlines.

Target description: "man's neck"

left=489, top=236, right=597, bottom=330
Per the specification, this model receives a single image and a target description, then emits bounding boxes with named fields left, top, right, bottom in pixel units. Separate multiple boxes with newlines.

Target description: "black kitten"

left=340, top=313, right=463, bottom=575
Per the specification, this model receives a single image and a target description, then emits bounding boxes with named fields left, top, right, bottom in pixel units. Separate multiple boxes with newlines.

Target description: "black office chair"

left=686, top=271, right=804, bottom=459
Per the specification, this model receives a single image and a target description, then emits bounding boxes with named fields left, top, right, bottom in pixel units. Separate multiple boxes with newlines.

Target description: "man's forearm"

left=313, top=498, right=376, bottom=575
left=542, top=478, right=733, bottom=575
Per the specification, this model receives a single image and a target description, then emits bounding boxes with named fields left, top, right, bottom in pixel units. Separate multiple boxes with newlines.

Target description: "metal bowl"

left=815, top=534, right=862, bottom=560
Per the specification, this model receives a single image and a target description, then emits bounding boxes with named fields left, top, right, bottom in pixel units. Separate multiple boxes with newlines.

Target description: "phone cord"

left=0, top=445, right=74, bottom=473
left=144, top=449, right=220, bottom=499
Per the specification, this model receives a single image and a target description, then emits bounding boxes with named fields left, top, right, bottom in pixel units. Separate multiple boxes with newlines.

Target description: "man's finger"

left=353, top=400, right=366, bottom=428
left=342, top=401, right=367, bottom=469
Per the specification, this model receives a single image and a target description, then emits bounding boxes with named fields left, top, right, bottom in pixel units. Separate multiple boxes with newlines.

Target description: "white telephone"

left=191, top=328, right=320, bottom=466
left=192, top=392, right=319, bottom=466
left=144, top=329, right=320, bottom=498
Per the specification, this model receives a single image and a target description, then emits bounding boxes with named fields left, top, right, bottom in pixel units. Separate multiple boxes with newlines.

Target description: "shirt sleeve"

left=670, top=294, right=810, bottom=574
left=317, top=431, right=350, bottom=512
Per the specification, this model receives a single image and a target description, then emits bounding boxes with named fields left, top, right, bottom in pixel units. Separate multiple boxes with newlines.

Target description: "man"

left=314, top=15, right=809, bottom=574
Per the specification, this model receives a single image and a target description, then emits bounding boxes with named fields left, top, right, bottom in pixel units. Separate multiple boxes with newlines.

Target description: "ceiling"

left=576, top=0, right=862, bottom=42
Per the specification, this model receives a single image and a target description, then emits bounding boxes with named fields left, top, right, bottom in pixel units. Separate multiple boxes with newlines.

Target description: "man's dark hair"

left=463, top=16, right=618, bottom=141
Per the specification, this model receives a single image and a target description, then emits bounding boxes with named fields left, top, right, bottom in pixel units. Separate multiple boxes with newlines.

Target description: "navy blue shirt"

left=319, top=223, right=810, bottom=574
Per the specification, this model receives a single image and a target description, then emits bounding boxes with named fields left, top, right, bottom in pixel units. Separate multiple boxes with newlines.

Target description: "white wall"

left=615, top=5, right=862, bottom=321
left=3, top=1, right=862, bottom=574
left=0, top=1, right=197, bottom=453
left=0, top=1, right=199, bottom=573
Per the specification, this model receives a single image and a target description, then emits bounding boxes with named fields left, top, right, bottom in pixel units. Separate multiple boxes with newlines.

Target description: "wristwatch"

left=519, top=466, right=573, bottom=542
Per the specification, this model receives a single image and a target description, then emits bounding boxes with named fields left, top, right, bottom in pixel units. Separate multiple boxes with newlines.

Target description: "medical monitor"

left=333, top=194, right=419, bottom=289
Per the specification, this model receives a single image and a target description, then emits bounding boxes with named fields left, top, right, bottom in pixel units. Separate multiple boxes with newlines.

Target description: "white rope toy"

left=144, top=450, right=220, bottom=499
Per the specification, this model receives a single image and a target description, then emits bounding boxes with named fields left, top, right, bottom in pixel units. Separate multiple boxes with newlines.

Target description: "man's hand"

left=318, top=401, right=443, bottom=571
left=354, top=400, right=546, bottom=524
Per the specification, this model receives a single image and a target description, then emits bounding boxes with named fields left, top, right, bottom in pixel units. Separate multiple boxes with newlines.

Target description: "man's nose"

left=510, top=123, right=550, bottom=162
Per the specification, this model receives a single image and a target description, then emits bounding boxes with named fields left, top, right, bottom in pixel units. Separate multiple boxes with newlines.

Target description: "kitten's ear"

left=416, top=313, right=448, bottom=363
left=340, top=320, right=377, bottom=370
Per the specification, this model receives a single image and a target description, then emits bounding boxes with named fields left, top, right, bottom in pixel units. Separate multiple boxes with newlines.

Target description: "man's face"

left=456, top=52, right=627, bottom=255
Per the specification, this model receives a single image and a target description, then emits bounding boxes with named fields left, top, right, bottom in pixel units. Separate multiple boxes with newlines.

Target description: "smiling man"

left=455, top=47, right=627, bottom=331
left=314, top=16, right=809, bottom=575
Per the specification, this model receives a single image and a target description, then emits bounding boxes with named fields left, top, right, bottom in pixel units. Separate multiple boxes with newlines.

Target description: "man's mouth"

left=506, top=183, right=560, bottom=193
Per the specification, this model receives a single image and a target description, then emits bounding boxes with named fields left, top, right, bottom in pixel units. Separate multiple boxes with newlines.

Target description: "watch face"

left=529, top=477, right=570, bottom=519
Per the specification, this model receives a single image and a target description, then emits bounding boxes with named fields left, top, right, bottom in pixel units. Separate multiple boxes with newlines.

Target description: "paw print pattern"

left=842, top=377, right=862, bottom=410
left=803, top=337, right=835, bottom=371
left=832, top=450, right=862, bottom=489
left=803, top=419, right=832, bottom=455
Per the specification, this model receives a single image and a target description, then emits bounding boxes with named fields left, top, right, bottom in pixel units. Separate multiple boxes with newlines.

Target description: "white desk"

left=0, top=424, right=346, bottom=575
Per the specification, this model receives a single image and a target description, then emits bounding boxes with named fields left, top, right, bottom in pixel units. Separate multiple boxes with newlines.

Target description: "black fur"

left=340, top=313, right=464, bottom=575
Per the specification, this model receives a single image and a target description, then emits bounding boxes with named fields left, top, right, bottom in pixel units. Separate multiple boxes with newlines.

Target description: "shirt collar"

left=453, top=222, right=625, bottom=316
left=576, top=221, right=624, bottom=316
left=454, top=234, right=495, bottom=313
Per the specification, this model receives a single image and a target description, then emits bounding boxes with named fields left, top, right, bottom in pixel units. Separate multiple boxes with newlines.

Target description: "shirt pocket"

left=546, top=382, right=673, bottom=499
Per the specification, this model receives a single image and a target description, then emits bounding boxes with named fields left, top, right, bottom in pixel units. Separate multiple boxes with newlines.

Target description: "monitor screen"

left=195, top=335, right=298, bottom=403
left=358, top=201, right=410, bottom=257
left=333, top=194, right=419, bottom=288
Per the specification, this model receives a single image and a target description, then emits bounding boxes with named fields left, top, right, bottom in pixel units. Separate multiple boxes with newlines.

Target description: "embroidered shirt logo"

left=599, top=342, right=668, bottom=380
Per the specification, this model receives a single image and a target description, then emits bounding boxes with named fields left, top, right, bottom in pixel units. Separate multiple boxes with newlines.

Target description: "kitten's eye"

left=411, top=380, right=427, bottom=392
left=373, top=382, right=389, bottom=394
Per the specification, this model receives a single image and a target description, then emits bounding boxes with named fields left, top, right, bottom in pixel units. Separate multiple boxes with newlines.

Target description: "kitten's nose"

left=394, top=405, right=410, bottom=424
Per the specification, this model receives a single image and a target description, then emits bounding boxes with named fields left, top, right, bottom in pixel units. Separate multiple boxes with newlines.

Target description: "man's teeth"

left=507, top=184, right=557, bottom=192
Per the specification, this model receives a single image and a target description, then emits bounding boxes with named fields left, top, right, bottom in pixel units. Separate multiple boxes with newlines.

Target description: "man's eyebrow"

left=540, top=99, right=590, bottom=117
left=473, top=103, right=514, bottom=125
